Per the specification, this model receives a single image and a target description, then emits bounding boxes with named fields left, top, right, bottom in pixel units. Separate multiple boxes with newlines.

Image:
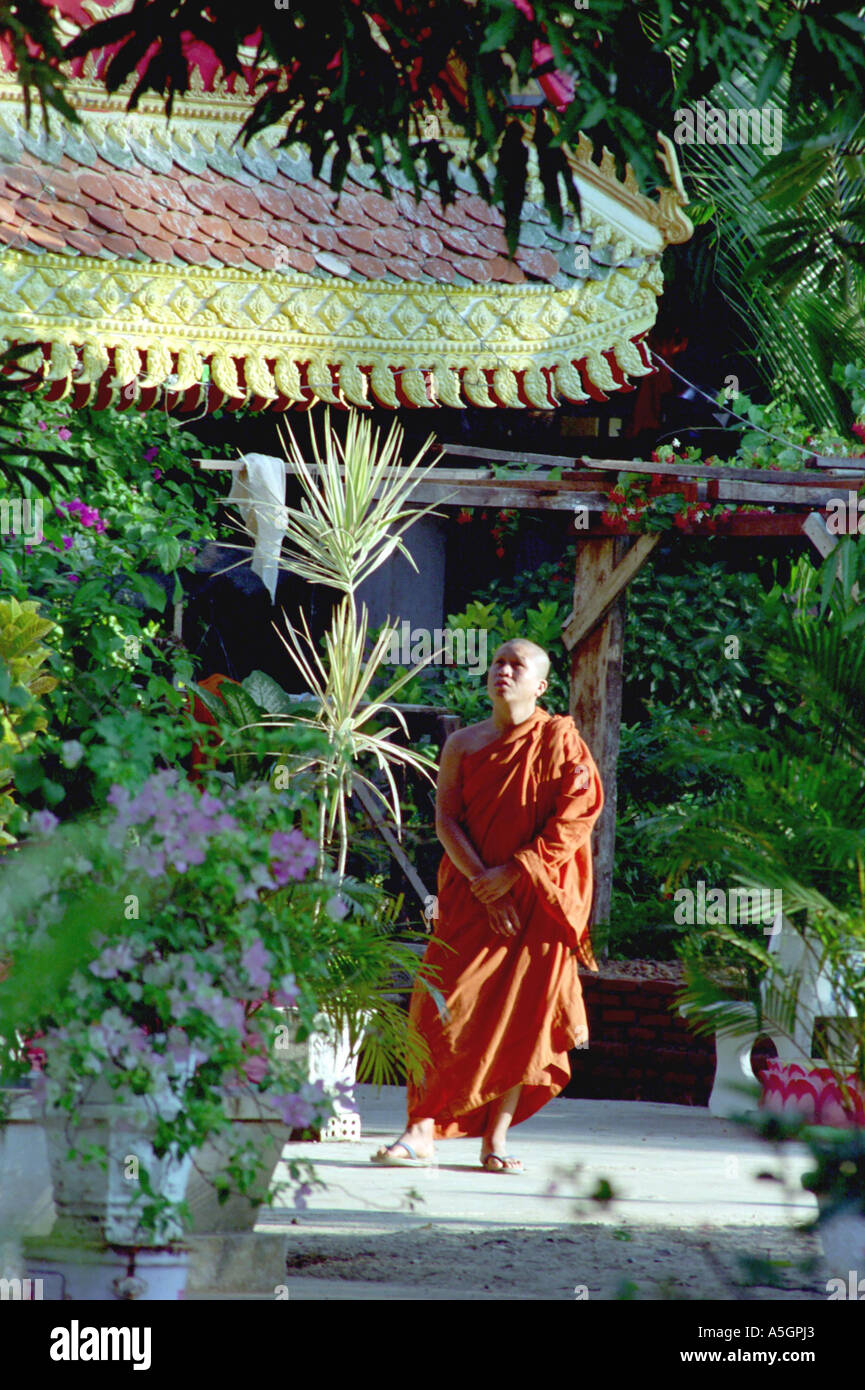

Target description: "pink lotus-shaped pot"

left=760, top=1059, right=865, bottom=1128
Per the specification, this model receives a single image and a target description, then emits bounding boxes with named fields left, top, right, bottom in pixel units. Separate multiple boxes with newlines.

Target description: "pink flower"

left=852, top=423, right=865, bottom=442
left=143, top=446, right=159, bottom=462
left=37, top=420, right=48, bottom=431
left=57, top=426, right=72, bottom=441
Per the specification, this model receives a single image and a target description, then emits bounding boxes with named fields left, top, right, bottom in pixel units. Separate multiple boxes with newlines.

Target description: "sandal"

left=480, top=1152, right=524, bottom=1174
left=370, top=1140, right=434, bottom=1167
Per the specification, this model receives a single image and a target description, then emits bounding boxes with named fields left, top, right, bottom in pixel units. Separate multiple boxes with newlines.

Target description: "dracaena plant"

left=224, top=409, right=453, bottom=879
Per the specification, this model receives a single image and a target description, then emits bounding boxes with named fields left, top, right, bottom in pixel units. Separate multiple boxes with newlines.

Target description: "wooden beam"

left=578, top=457, right=865, bottom=487
left=352, top=779, right=431, bottom=909
left=569, top=537, right=627, bottom=940
left=562, top=532, right=659, bottom=650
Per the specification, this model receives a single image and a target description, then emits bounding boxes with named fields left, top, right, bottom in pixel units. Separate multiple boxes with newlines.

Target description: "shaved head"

left=493, top=640, right=550, bottom=682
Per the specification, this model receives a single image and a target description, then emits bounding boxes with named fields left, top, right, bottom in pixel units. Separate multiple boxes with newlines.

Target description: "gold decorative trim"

left=0, top=249, right=660, bottom=409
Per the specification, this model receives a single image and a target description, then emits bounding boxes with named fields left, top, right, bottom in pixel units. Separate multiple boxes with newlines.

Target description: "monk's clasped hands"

left=470, top=862, right=520, bottom=903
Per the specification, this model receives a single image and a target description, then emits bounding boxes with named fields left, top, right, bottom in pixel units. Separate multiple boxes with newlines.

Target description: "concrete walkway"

left=260, top=1084, right=816, bottom=1237
left=201, top=1086, right=823, bottom=1300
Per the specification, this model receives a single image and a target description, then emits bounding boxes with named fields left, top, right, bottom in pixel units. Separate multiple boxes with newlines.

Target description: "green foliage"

left=0, top=596, right=57, bottom=842
left=642, top=538, right=865, bottom=1082
left=623, top=558, right=781, bottom=724
left=0, top=388, right=233, bottom=826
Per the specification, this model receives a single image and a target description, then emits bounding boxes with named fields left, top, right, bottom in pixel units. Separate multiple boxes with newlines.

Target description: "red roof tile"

left=278, top=247, right=316, bottom=273
left=0, top=120, right=582, bottom=291
left=1, top=165, right=43, bottom=197
left=209, top=241, right=247, bottom=267
left=102, top=231, right=139, bottom=258
left=185, top=181, right=228, bottom=215
left=125, top=206, right=164, bottom=238
left=232, top=219, right=269, bottom=247
left=412, top=226, right=445, bottom=257
left=51, top=202, right=90, bottom=230
left=64, top=227, right=103, bottom=255
left=223, top=185, right=261, bottom=219
left=77, top=170, right=119, bottom=206
left=349, top=251, right=387, bottom=278
left=336, top=225, right=376, bottom=254
left=447, top=253, right=494, bottom=282
left=291, top=187, right=331, bottom=223
left=359, top=191, right=400, bottom=226
left=421, top=256, right=460, bottom=282
left=137, top=234, right=175, bottom=263
left=86, top=203, right=128, bottom=236
left=173, top=239, right=211, bottom=265
left=516, top=247, right=560, bottom=279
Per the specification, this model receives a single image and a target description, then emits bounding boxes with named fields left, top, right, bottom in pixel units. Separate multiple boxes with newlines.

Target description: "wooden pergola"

left=204, top=442, right=865, bottom=931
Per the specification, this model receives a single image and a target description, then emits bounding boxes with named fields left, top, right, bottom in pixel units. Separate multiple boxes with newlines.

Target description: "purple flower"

left=152, top=468, right=163, bottom=481
left=273, top=973, right=299, bottom=1008
left=29, top=810, right=59, bottom=837
left=269, top=829, right=318, bottom=884
left=57, top=426, right=72, bottom=441
left=78, top=506, right=100, bottom=528
left=274, top=1094, right=315, bottom=1130
left=67, top=574, right=79, bottom=583
left=89, top=942, right=137, bottom=979
left=24, top=544, right=33, bottom=555
left=241, top=940, right=272, bottom=992
left=143, top=446, right=159, bottom=462
left=95, top=519, right=107, bottom=534
left=62, top=535, right=74, bottom=550
left=37, top=420, right=48, bottom=431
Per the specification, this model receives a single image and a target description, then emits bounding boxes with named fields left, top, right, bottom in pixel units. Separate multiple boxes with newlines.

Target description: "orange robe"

left=407, top=708, right=604, bottom=1139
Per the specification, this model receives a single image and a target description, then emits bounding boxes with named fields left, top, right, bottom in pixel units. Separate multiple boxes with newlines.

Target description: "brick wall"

left=565, top=972, right=775, bottom=1105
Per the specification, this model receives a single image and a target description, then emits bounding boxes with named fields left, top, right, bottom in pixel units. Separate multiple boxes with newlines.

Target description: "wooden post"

left=568, top=537, right=628, bottom=941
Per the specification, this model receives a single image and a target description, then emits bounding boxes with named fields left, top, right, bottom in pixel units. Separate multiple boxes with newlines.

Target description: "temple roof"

left=0, top=25, right=692, bottom=412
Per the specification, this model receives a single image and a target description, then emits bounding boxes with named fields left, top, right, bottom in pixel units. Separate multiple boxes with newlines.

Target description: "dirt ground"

left=282, top=1219, right=825, bottom=1301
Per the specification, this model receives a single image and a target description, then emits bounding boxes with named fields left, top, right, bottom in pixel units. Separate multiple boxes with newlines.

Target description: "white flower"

left=60, top=740, right=85, bottom=768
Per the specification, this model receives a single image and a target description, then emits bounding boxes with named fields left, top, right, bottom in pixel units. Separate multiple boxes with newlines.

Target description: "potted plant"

left=0, top=757, right=386, bottom=1295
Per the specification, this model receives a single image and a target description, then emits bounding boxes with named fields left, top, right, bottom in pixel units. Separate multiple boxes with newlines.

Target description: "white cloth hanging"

left=227, top=453, right=287, bottom=602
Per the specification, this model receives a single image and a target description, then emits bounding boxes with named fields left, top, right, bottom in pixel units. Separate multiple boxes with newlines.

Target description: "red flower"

left=456, top=509, right=473, bottom=525
left=852, top=423, right=865, bottom=442
left=495, top=545, right=505, bottom=559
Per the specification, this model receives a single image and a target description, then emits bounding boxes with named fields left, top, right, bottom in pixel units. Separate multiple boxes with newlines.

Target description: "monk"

left=371, top=638, right=603, bottom=1172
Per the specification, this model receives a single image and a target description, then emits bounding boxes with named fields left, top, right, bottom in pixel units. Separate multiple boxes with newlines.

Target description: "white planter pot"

left=0, top=1083, right=56, bottom=1240
left=275, top=1009, right=367, bottom=1141
left=185, top=1098, right=288, bottom=1233
left=817, top=1199, right=865, bottom=1291
left=42, top=1074, right=193, bottom=1246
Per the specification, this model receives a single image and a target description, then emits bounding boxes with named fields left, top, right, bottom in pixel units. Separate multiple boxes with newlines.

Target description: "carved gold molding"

left=0, top=248, right=660, bottom=409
